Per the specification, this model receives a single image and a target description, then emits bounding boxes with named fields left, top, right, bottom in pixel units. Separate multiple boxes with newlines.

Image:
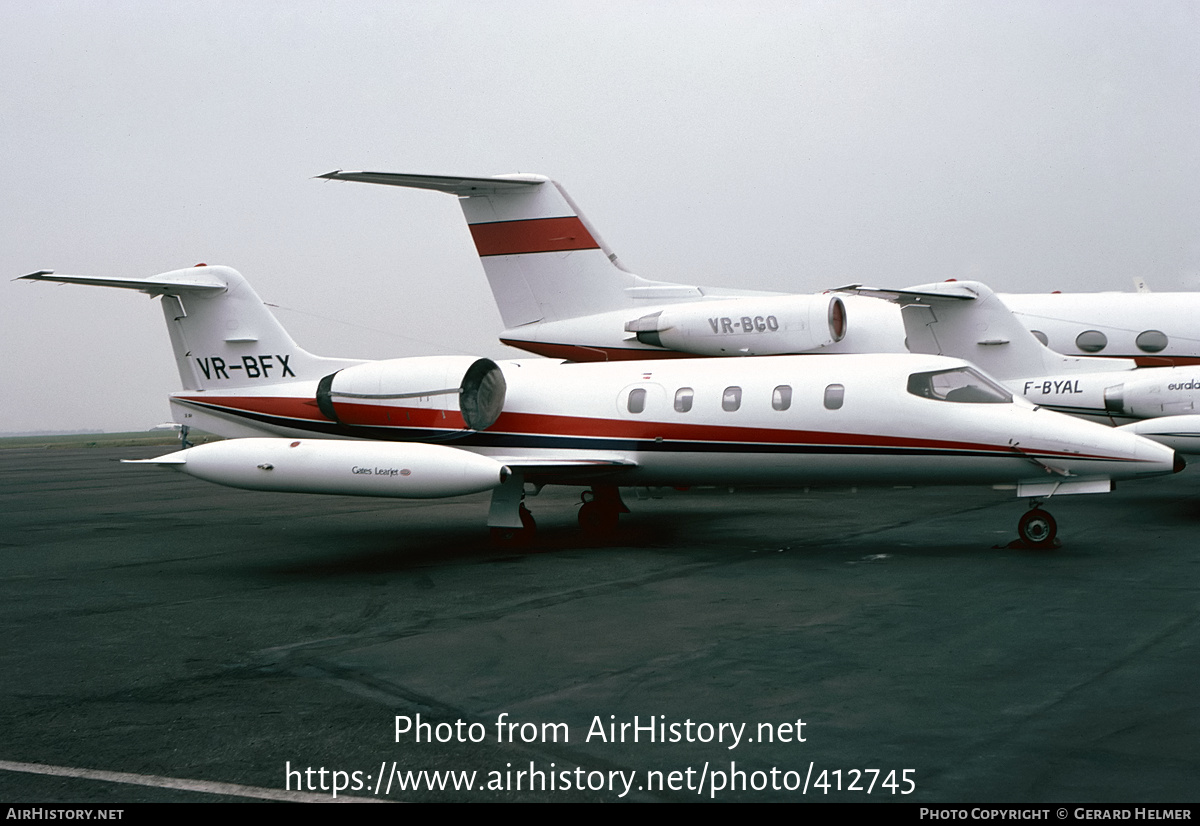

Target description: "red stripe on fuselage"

left=328, top=402, right=467, bottom=429
left=499, top=338, right=701, bottom=362
left=176, top=395, right=327, bottom=422
left=176, top=395, right=1130, bottom=462
left=1130, top=355, right=1200, bottom=367
left=502, top=343, right=1200, bottom=367
left=1073, top=354, right=1200, bottom=367
left=175, top=396, right=469, bottom=430
left=481, top=410, right=1048, bottom=456
left=469, top=217, right=599, bottom=257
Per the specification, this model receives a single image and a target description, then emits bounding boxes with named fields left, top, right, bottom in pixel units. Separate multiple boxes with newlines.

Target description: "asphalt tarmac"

left=1, top=444, right=1197, bottom=803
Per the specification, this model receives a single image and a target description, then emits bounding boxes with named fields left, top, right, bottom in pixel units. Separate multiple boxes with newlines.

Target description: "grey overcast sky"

left=4, top=1, right=1199, bottom=434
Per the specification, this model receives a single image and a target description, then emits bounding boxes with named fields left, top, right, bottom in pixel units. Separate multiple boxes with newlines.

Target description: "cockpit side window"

left=907, top=367, right=1012, bottom=403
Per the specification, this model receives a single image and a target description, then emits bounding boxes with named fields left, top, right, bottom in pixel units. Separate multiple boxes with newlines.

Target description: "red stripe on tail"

left=469, top=217, right=599, bottom=257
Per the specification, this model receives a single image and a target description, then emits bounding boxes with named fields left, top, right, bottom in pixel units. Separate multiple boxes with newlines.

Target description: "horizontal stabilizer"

left=18, top=271, right=227, bottom=295
left=316, top=170, right=546, bottom=196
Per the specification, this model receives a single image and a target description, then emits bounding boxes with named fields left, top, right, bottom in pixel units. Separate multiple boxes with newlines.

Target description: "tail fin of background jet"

left=19, top=265, right=359, bottom=391
left=317, top=171, right=710, bottom=329
left=844, top=281, right=1134, bottom=381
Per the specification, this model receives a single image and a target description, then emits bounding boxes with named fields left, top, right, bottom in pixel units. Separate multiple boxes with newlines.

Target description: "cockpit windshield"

left=906, top=367, right=1012, bottom=404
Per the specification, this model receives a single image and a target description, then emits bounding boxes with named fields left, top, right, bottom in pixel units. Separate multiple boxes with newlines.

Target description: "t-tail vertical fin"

left=316, top=171, right=703, bottom=329
left=19, top=265, right=359, bottom=390
left=843, top=281, right=1134, bottom=381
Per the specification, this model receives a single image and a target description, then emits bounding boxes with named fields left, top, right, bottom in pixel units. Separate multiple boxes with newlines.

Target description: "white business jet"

left=19, top=265, right=1181, bottom=547
left=316, top=171, right=1200, bottom=455
left=839, top=280, right=1200, bottom=455
left=316, top=170, right=1200, bottom=367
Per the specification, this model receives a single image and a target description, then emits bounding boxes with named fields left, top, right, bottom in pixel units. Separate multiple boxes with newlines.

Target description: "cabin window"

left=627, top=388, right=646, bottom=414
left=772, top=385, right=792, bottom=411
left=1075, top=330, right=1108, bottom=353
left=722, top=386, right=742, bottom=412
left=674, top=387, right=694, bottom=413
left=906, top=367, right=1011, bottom=403
left=823, top=384, right=844, bottom=410
left=1136, top=330, right=1169, bottom=353
left=1030, top=330, right=1049, bottom=346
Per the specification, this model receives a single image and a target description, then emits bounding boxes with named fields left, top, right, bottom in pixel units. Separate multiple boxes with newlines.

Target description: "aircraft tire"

left=578, top=499, right=620, bottom=534
left=1018, top=508, right=1057, bottom=548
left=490, top=505, right=537, bottom=547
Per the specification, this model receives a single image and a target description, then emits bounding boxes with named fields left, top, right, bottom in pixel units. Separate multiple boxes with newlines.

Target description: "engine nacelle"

left=1104, top=368, right=1200, bottom=419
left=624, top=294, right=846, bottom=356
left=157, top=438, right=509, bottom=498
left=316, top=356, right=506, bottom=431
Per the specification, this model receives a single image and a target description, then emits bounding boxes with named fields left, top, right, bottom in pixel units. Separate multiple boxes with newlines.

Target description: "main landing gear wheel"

left=577, top=487, right=627, bottom=535
left=1018, top=508, right=1058, bottom=548
left=490, top=504, right=536, bottom=547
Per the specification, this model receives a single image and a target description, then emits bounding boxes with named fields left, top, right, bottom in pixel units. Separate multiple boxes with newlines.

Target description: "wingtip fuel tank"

left=128, top=438, right=510, bottom=499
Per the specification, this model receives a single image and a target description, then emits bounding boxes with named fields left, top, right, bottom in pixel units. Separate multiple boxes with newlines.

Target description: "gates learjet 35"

left=20, top=265, right=1181, bottom=547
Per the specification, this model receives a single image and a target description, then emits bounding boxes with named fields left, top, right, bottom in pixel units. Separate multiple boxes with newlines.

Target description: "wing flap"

left=488, top=456, right=637, bottom=483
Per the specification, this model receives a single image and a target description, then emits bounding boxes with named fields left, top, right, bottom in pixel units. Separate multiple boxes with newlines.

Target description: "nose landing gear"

left=1017, top=505, right=1059, bottom=549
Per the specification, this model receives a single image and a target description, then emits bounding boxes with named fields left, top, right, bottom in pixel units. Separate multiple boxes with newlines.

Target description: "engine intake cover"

left=316, top=356, right=506, bottom=430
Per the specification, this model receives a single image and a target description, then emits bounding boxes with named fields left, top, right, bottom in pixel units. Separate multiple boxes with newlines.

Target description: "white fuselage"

left=167, top=352, right=1176, bottom=492
left=502, top=290, right=1200, bottom=367
left=1000, top=291, right=1200, bottom=365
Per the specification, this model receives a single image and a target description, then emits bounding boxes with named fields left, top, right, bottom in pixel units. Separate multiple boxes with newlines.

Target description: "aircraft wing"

left=316, top=170, right=546, bottom=196
left=17, top=270, right=227, bottom=295
left=486, top=456, right=637, bottom=483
